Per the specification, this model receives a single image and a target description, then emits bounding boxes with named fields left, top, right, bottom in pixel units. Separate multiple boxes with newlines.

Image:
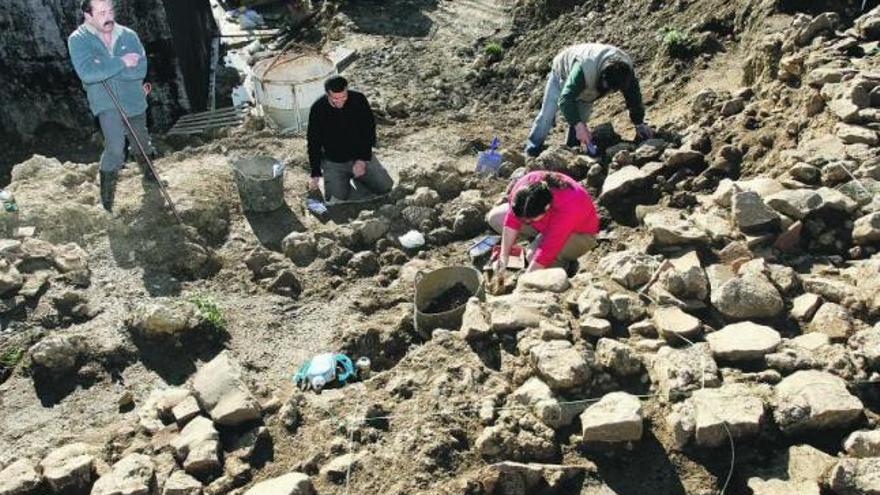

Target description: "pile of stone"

left=0, top=237, right=92, bottom=327
left=0, top=351, right=316, bottom=495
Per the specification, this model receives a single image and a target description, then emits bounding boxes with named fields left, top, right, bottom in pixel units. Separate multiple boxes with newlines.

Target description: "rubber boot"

left=99, top=170, right=118, bottom=212
left=136, top=154, right=158, bottom=183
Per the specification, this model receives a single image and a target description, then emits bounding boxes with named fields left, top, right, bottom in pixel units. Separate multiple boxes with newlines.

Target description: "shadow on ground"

left=128, top=325, right=231, bottom=385
left=581, top=431, right=688, bottom=495
left=244, top=202, right=305, bottom=251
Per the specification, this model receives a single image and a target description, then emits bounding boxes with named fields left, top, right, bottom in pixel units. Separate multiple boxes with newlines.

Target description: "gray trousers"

left=485, top=203, right=597, bottom=266
left=98, top=110, right=154, bottom=172
left=322, top=155, right=393, bottom=201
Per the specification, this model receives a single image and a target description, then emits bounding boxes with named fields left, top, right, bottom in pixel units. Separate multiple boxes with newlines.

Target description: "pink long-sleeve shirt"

left=503, top=171, right=599, bottom=266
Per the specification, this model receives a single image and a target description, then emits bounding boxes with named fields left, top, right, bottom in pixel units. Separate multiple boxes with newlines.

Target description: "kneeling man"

left=307, top=76, right=393, bottom=203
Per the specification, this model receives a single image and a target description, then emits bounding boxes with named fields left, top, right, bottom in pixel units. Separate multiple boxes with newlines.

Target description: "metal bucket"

left=253, top=52, right=337, bottom=131
left=231, top=156, right=285, bottom=213
left=414, top=266, right=484, bottom=334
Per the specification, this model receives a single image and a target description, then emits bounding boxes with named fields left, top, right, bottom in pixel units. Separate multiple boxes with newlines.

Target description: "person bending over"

left=486, top=171, right=599, bottom=274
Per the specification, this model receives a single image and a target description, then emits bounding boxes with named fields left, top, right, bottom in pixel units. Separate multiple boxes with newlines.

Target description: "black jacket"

left=307, top=90, right=376, bottom=177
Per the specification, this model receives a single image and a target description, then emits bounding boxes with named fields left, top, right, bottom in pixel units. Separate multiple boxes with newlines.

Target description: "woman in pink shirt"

left=486, top=171, right=599, bottom=273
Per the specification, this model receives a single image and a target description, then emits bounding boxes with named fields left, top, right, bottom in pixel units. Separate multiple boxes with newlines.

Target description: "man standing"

left=524, top=43, right=653, bottom=157
left=68, top=0, right=155, bottom=212
left=307, top=76, right=393, bottom=203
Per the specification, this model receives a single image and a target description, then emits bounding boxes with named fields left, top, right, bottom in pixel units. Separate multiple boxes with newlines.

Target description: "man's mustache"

left=104, top=21, right=114, bottom=26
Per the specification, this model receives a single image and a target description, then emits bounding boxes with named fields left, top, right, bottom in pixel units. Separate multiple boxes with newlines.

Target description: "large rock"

left=281, top=232, right=317, bottom=267
left=578, top=316, right=611, bottom=337
left=653, top=306, right=701, bottom=342
left=595, top=338, right=643, bottom=376
left=350, top=217, right=390, bottom=245
left=650, top=344, right=721, bottom=400
left=712, top=178, right=785, bottom=208
left=817, top=187, right=857, bottom=214
left=0, top=259, right=23, bottom=297
left=802, top=276, right=855, bottom=303
left=705, top=322, right=781, bottom=361
left=460, top=297, right=491, bottom=340
left=242, top=472, right=314, bottom=495
left=529, top=340, right=591, bottom=391
left=191, top=351, right=261, bottom=426
left=474, top=462, right=591, bottom=495
left=0, top=459, right=42, bottom=495
left=575, top=285, right=611, bottom=318
left=609, top=293, right=646, bottom=323
left=849, top=327, right=880, bottom=370
left=516, top=268, right=570, bottom=293
left=689, top=383, right=765, bottom=447
left=489, top=293, right=561, bottom=331
left=659, top=251, right=708, bottom=302
left=509, top=377, right=583, bottom=429
left=765, top=189, right=824, bottom=220
left=844, top=430, right=880, bottom=458
left=29, top=335, right=83, bottom=373
left=747, top=478, right=819, bottom=495
left=663, top=148, right=705, bottom=169
left=643, top=209, right=709, bottom=248
left=162, top=470, right=203, bottom=495
left=829, top=457, right=880, bottom=495
left=320, top=454, right=361, bottom=484
left=809, top=302, right=853, bottom=340
left=90, top=453, right=155, bottom=495
left=732, top=190, right=780, bottom=234
left=856, top=5, right=880, bottom=40
left=600, top=166, right=647, bottom=201
left=791, top=293, right=822, bottom=321
left=787, top=444, right=836, bottom=483
left=171, top=416, right=221, bottom=476
left=53, top=242, right=89, bottom=274
left=131, top=301, right=201, bottom=338
left=853, top=212, right=880, bottom=245
left=837, top=123, right=879, bottom=145
left=773, top=370, right=863, bottom=434
left=710, top=272, right=784, bottom=320
left=580, top=392, right=643, bottom=443
left=39, top=443, right=96, bottom=493
left=600, top=251, right=659, bottom=290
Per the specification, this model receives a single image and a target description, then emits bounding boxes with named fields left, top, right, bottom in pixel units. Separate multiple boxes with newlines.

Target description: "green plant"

left=484, top=41, right=504, bottom=58
left=658, top=26, right=696, bottom=58
left=189, top=294, right=227, bottom=331
left=0, top=347, right=23, bottom=368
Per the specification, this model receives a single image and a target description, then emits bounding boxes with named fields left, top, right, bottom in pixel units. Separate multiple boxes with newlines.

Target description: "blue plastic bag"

left=293, top=353, right=356, bottom=391
left=476, top=137, right=503, bottom=176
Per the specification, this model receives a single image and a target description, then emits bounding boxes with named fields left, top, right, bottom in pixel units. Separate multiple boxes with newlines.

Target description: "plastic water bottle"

left=356, top=357, right=371, bottom=378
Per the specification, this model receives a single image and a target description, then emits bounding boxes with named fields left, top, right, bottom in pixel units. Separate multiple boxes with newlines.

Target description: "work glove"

left=635, top=123, right=654, bottom=140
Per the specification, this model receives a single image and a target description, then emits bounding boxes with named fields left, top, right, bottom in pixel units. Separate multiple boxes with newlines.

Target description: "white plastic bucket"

left=253, top=52, right=337, bottom=131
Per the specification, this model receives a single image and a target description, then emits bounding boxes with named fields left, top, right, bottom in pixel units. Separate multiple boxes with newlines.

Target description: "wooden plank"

left=174, top=110, right=248, bottom=125
left=171, top=120, right=245, bottom=132
left=175, top=113, right=247, bottom=126
left=176, top=106, right=246, bottom=120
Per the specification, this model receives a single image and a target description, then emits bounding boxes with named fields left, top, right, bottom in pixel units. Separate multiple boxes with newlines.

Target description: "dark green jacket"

left=68, top=23, right=148, bottom=117
left=553, top=43, right=646, bottom=126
